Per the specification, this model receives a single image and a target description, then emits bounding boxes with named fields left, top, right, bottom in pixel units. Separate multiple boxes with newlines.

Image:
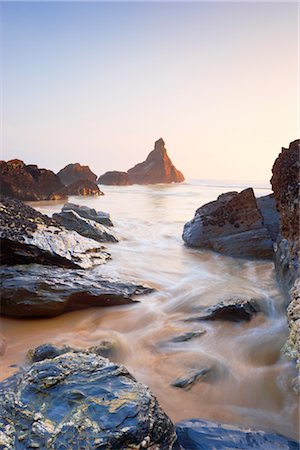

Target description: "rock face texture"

left=183, top=188, right=277, bottom=259
left=0, top=159, right=65, bottom=201
left=128, top=138, right=184, bottom=184
left=62, top=203, right=113, bottom=227
left=0, top=198, right=110, bottom=269
left=0, top=345, right=177, bottom=449
left=1, top=265, right=153, bottom=317
left=59, top=179, right=103, bottom=197
left=57, top=163, right=97, bottom=186
left=176, top=419, right=299, bottom=450
left=97, top=138, right=184, bottom=185
left=98, top=171, right=132, bottom=186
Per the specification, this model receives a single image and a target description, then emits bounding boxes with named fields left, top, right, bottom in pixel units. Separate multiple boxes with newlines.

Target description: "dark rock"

left=62, top=203, right=113, bottom=227
left=256, top=194, right=280, bottom=242
left=0, top=198, right=110, bottom=269
left=53, top=210, right=118, bottom=243
left=0, top=345, right=177, bottom=449
left=98, top=171, right=133, bottom=186
left=175, top=418, right=299, bottom=449
left=0, top=264, right=154, bottom=317
left=183, top=188, right=275, bottom=259
left=127, top=138, right=185, bottom=184
left=57, top=162, right=97, bottom=186
left=185, top=299, right=260, bottom=322
left=169, top=330, right=207, bottom=343
left=171, top=367, right=214, bottom=390
left=59, top=179, right=103, bottom=196
left=0, top=159, right=65, bottom=201
left=27, top=342, right=118, bottom=362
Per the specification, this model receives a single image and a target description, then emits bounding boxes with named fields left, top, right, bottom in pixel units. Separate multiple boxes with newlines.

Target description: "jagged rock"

left=59, top=179, right=103, bottom=196
left=0, top=264, right=154, bottom=317
left=57, top=162, right=97, bottom=186
left=0, top=345, right=177, bottom=449
left=53, top=210, right=118, bottom=243
left=185, top=299, right=260, bottom=322
left=171, top=367, right=215, bottom=390
left=127, top=138, right=184, bottom=184
left=62, top=203, right=113, bottom=227
left=97, top=139, right=184, bottom=185
left=0, top=159, right=65, bottom=201
left=183, top=188, right=275, bottom=259
left=175, top=419, right=299, bottom=450
left=256, top=194, right=280, bottom=241
left=0, top=198, right=110, bottom=269
left=98, top=171, right=133, bottom=186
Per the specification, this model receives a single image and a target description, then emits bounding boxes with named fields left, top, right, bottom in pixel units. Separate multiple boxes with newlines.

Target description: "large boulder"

left=53, top=210, right=117, bottom=243
left=57, top=163, right=97, bottom=186
left=59, top=179, right=103, bottom=196
left=176, top=419, right=299, bottom=450
left=62, top=203, right=113, bottom=227
left=1, top=265, right=153, bottom=317
left=127, top=138, right=185, bottom=184
left=182, top=188, right=276, bottom=259
left=0, top=159, right=65, bottom=201
left=0, top=198, right=110, bottom=269
left=0, top=345, right=177, bottom=449
left=98, top=171, right=132, bottom=186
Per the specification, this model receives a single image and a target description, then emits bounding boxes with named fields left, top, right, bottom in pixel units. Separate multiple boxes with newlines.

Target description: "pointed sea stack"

left=127, top=138, right=185, bottom=184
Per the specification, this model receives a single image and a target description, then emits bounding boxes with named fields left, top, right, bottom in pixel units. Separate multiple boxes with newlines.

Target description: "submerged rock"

left=183, top=188, right=276, bottom=259
left=59, top=179, right=103, bottom=196
left=175, top=419, right=299, bottom=449
left=1, top=264, right=154, bottom=317
left=0, top=198, right=110, bottom=269
left=57, top=162, right=97, bottom=186
left=98, top=171, right=133, bottom=186
left=62, top=203, right=113, bottom=227
left=53, top=210, right=118, bottom=243
left=185, top=298, right=260, bottom=322
left=0, top=345, right=177, bottom=449
left=0, top=159, right=65, bottom=201
left=171, top=366, right=215, bottom=390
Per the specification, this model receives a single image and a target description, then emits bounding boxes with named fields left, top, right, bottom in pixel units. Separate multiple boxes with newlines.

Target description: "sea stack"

left=57, top=163, right=97, bottom=186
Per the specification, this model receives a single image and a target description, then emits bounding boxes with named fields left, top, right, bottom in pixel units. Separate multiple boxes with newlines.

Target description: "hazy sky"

left=1, top=1, right=298, bottom=181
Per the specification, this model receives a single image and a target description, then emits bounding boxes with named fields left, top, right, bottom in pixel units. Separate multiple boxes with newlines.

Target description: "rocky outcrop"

left=1, top=265, right=153, bottom=317
left=127, top=138, right=184, bottom=184
left=176, top=419, right=299, bottom=449
left=57, top=163, right=97, bottom=186
left=0, top=159, right=65, bottom=201
left=59, top=179, right=103, bottom=196
left=183, top=188, right=277, bottom=259
left=0, top=345, right=177, bottom=449
left=97, top=138, right=185, bottom=185
left=53, top=210, right=117, bottom=243
left=62, top=203, right=113, bottom=227
left=271, top=139, right=299, bottom=292
left=98, top=171, right=132, bottom=186
left=283, top=279, right=300, bottom=387
left=0, top=198, right=110, bottom=269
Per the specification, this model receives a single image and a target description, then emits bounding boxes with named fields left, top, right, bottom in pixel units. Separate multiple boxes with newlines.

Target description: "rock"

left=53, top=210, right=118, bottom=243
left=127, top=138, right=185, bottom=184
left=175, top=419, right=299, bottom=450
left=97, top=138, right=185, bottom=185
left=98, top=171, right=133, bottom=186
left=0, top=159, right=66, bottom=201
left=0, top=345, right=177, bottom=449
left=183, top=188, right=275, bottom=259
left=1, top=264, right=154, bottom=317
left=171, top=367, right=215, bottom=390
left=185, top=298, right=260, bottom=322
left=57, top=162, right=97, bottom=186
left=0, top=198, right=110, bottom=269
left=59, top=179, right=103, bottom=196
left=256, top=194, right=280, bottom=242
left=169, top=330, right=207, bottom=343
left=62, top=203, right=113, bottom=227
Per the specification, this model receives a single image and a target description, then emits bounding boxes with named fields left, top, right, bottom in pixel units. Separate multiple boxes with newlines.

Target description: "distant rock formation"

left=98, top=171, right=132, bottom=186
left=98, top=138, right=185, bottom=185
left=0, top=159, right=65, bottom=201
left=59, top=179, right=103, bottom=196
left=182, top=188, right=278, bottom=259
left=57, top=163, right=97, bottom=186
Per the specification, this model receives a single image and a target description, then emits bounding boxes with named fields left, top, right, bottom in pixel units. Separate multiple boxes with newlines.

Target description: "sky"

left=1, top=1, right=299, bottom=182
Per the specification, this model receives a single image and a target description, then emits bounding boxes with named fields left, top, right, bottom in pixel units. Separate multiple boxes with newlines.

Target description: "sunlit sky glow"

left=1, top=1, right=298, bottom=181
